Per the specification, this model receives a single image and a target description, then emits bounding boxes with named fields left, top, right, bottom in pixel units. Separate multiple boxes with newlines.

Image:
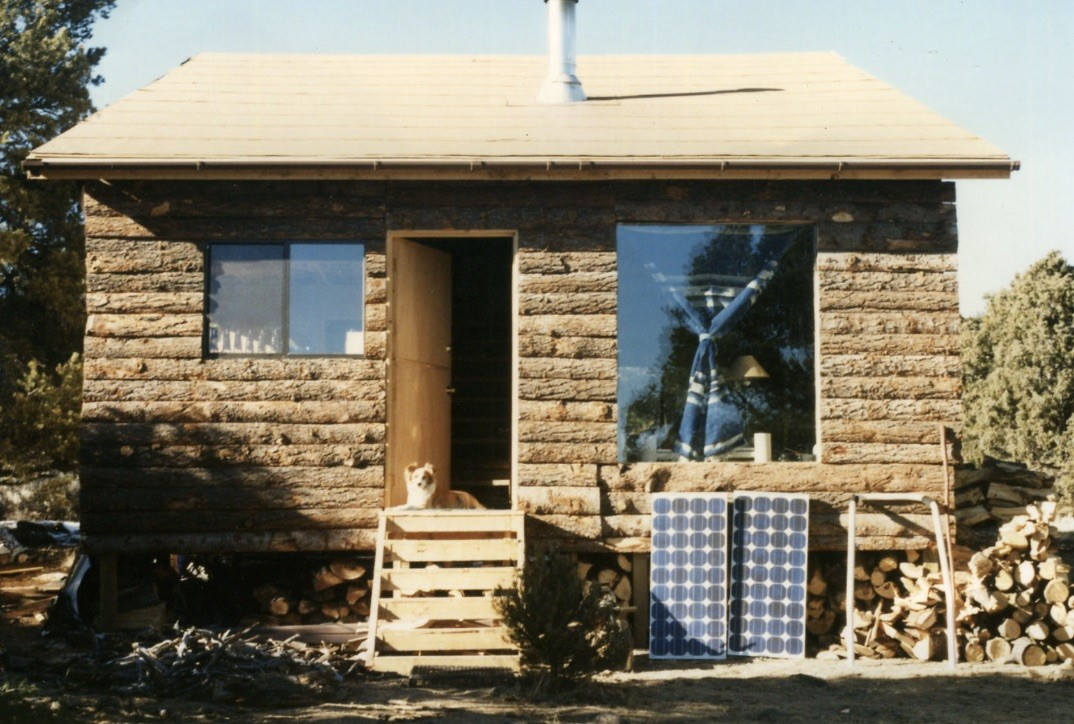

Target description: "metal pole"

left=929, top=499, right=959, bottom=668
left=845, top=495, right=857, bottom=665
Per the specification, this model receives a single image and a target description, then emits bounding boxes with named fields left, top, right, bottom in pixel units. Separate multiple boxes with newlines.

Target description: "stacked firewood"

left=959, top=499, right=1074, bottom=665
left=576, top=553, right=634, bottom=607
left=248, top=558, right=371, bottom=626
left=805, top=559, right=840, bottom=652
left=828, top=549, right=954, bottom=661
left=955, top=459, right=1054, bottom=526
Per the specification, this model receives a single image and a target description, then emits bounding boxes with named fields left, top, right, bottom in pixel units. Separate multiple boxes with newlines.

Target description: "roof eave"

left=23, top=157, right=1020, bottom=182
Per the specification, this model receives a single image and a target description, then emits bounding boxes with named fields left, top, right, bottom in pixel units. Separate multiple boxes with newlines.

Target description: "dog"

left=392, top=462, right=485, bottom=604
left=399, top=462, right=485, bottom=510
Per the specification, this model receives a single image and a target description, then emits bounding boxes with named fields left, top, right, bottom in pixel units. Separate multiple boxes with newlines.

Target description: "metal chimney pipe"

left=537, top=0, right=586, bottom=104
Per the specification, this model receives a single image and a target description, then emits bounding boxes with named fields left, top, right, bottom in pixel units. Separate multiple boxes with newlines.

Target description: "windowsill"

left=618, top=458, right=822, bottom=467
left=203, top=353, right=368, bottom=360
left=624, top=448, right=817, bottom=464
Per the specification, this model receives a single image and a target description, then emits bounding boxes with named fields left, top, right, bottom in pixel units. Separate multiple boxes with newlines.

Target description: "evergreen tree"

left=0, top=353, right=82, bottom=473
left=0, top=0, right=113, bottom=473
left=495, top=549, right=631, bottom=694
left=962, top=251, right=1074, bottom=494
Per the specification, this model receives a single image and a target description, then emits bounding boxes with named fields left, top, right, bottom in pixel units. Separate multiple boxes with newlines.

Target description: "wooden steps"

left=367, top=509, right=525, bottom=675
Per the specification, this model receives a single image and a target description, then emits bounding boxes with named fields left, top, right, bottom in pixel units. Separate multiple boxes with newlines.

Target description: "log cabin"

left=26, top=5, right=1016, bottom=617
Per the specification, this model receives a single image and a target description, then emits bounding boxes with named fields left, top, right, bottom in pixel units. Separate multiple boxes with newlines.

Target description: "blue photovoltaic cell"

left=727, top=493, right=810, bottom=658
left=649, top=493, right=729, bottom=659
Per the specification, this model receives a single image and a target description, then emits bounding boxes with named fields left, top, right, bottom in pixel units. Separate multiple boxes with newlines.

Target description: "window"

left=206, top=242, right=365, bottom=356
left=617, top=224, right=815, bottom=463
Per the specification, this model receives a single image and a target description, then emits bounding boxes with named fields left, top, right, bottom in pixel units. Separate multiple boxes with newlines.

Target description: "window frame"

left=614, top=222, right=818, bottom=464
left=202, top=240, right=366, bottom=359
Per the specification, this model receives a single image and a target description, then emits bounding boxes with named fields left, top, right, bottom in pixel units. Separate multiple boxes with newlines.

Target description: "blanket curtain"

left=672, top=236, right=795, bottom=461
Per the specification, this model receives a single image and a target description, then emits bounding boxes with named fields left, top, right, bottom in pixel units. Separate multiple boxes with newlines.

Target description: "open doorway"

left=386, top=235, right=514, bottom=509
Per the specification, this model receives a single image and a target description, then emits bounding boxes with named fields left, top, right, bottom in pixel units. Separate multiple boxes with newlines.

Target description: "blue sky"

left=87, top=0, right=1074, bottom=315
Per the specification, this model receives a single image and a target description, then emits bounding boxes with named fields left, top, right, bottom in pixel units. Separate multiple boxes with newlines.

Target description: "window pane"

left=617, top=224, right=815, bottom=463
left=288, top=243, right=365, bottom=355
left=208, top=245, right=284, bottom=354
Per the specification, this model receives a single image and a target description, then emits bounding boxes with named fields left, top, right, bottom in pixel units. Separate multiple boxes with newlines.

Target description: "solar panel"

left=727, top=492, right=810, bottom=658
left=649, top=493, right=729, bottom=659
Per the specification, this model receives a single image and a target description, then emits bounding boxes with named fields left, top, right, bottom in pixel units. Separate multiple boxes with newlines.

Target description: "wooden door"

left=387, top=238, right=452, bottom=507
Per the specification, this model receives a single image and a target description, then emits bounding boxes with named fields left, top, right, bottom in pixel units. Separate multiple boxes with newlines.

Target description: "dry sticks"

left=63, top=625, right=364, bottom=702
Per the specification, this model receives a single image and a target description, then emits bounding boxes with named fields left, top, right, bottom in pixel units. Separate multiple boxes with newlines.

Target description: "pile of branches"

left=63, top=625, right=366, bottom=704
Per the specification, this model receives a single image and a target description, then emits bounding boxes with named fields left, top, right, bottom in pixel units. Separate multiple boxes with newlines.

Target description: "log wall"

left=82, top=182, right=388, bottom=551
left=81, top=180, right=959, bottom=553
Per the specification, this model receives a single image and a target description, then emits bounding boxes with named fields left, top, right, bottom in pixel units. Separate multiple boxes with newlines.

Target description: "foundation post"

left=632, top=552, right=650, bottom=648
left=98, top=553, right=118, bottom=631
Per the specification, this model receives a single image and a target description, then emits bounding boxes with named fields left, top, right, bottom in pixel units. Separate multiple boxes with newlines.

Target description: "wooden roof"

left=25, top=52, right=1016, bottom=180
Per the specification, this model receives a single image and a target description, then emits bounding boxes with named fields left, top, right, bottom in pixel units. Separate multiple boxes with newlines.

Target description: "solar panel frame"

left=727, top=492, right=810, bottom=658
left=648, top=492, right=730, bottom=660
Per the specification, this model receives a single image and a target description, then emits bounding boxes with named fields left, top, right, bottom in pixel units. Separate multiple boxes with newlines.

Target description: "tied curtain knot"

left=671, top=236, right=795, bottom=461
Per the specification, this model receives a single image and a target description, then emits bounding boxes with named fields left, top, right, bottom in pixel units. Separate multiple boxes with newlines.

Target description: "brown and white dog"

left=400, top=463, right=485, bottom=510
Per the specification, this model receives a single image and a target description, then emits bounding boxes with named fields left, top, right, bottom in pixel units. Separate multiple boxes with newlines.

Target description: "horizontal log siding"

left=814, top=247, right=961, bottom=467
left=82, top=179, right=958, bottom=553
left=81, top=181, right=388, bottom=541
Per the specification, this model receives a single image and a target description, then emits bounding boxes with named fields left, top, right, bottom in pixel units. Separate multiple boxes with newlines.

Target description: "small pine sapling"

left=495, top=547, right=631, bottom=693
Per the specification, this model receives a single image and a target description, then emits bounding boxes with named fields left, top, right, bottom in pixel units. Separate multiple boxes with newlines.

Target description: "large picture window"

left=206, top=242, right=365, bottom=356
left=617, top=224, right=815, bottom=463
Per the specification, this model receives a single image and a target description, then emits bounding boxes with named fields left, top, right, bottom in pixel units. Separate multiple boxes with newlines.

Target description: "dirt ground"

left=4, top=631, right=1074, bottom=723
left=342, top=657, right=1074, bottom=723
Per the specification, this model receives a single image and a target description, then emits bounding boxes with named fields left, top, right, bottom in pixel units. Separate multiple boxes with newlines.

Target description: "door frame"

left=385, top=230, right=519, bottom=510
